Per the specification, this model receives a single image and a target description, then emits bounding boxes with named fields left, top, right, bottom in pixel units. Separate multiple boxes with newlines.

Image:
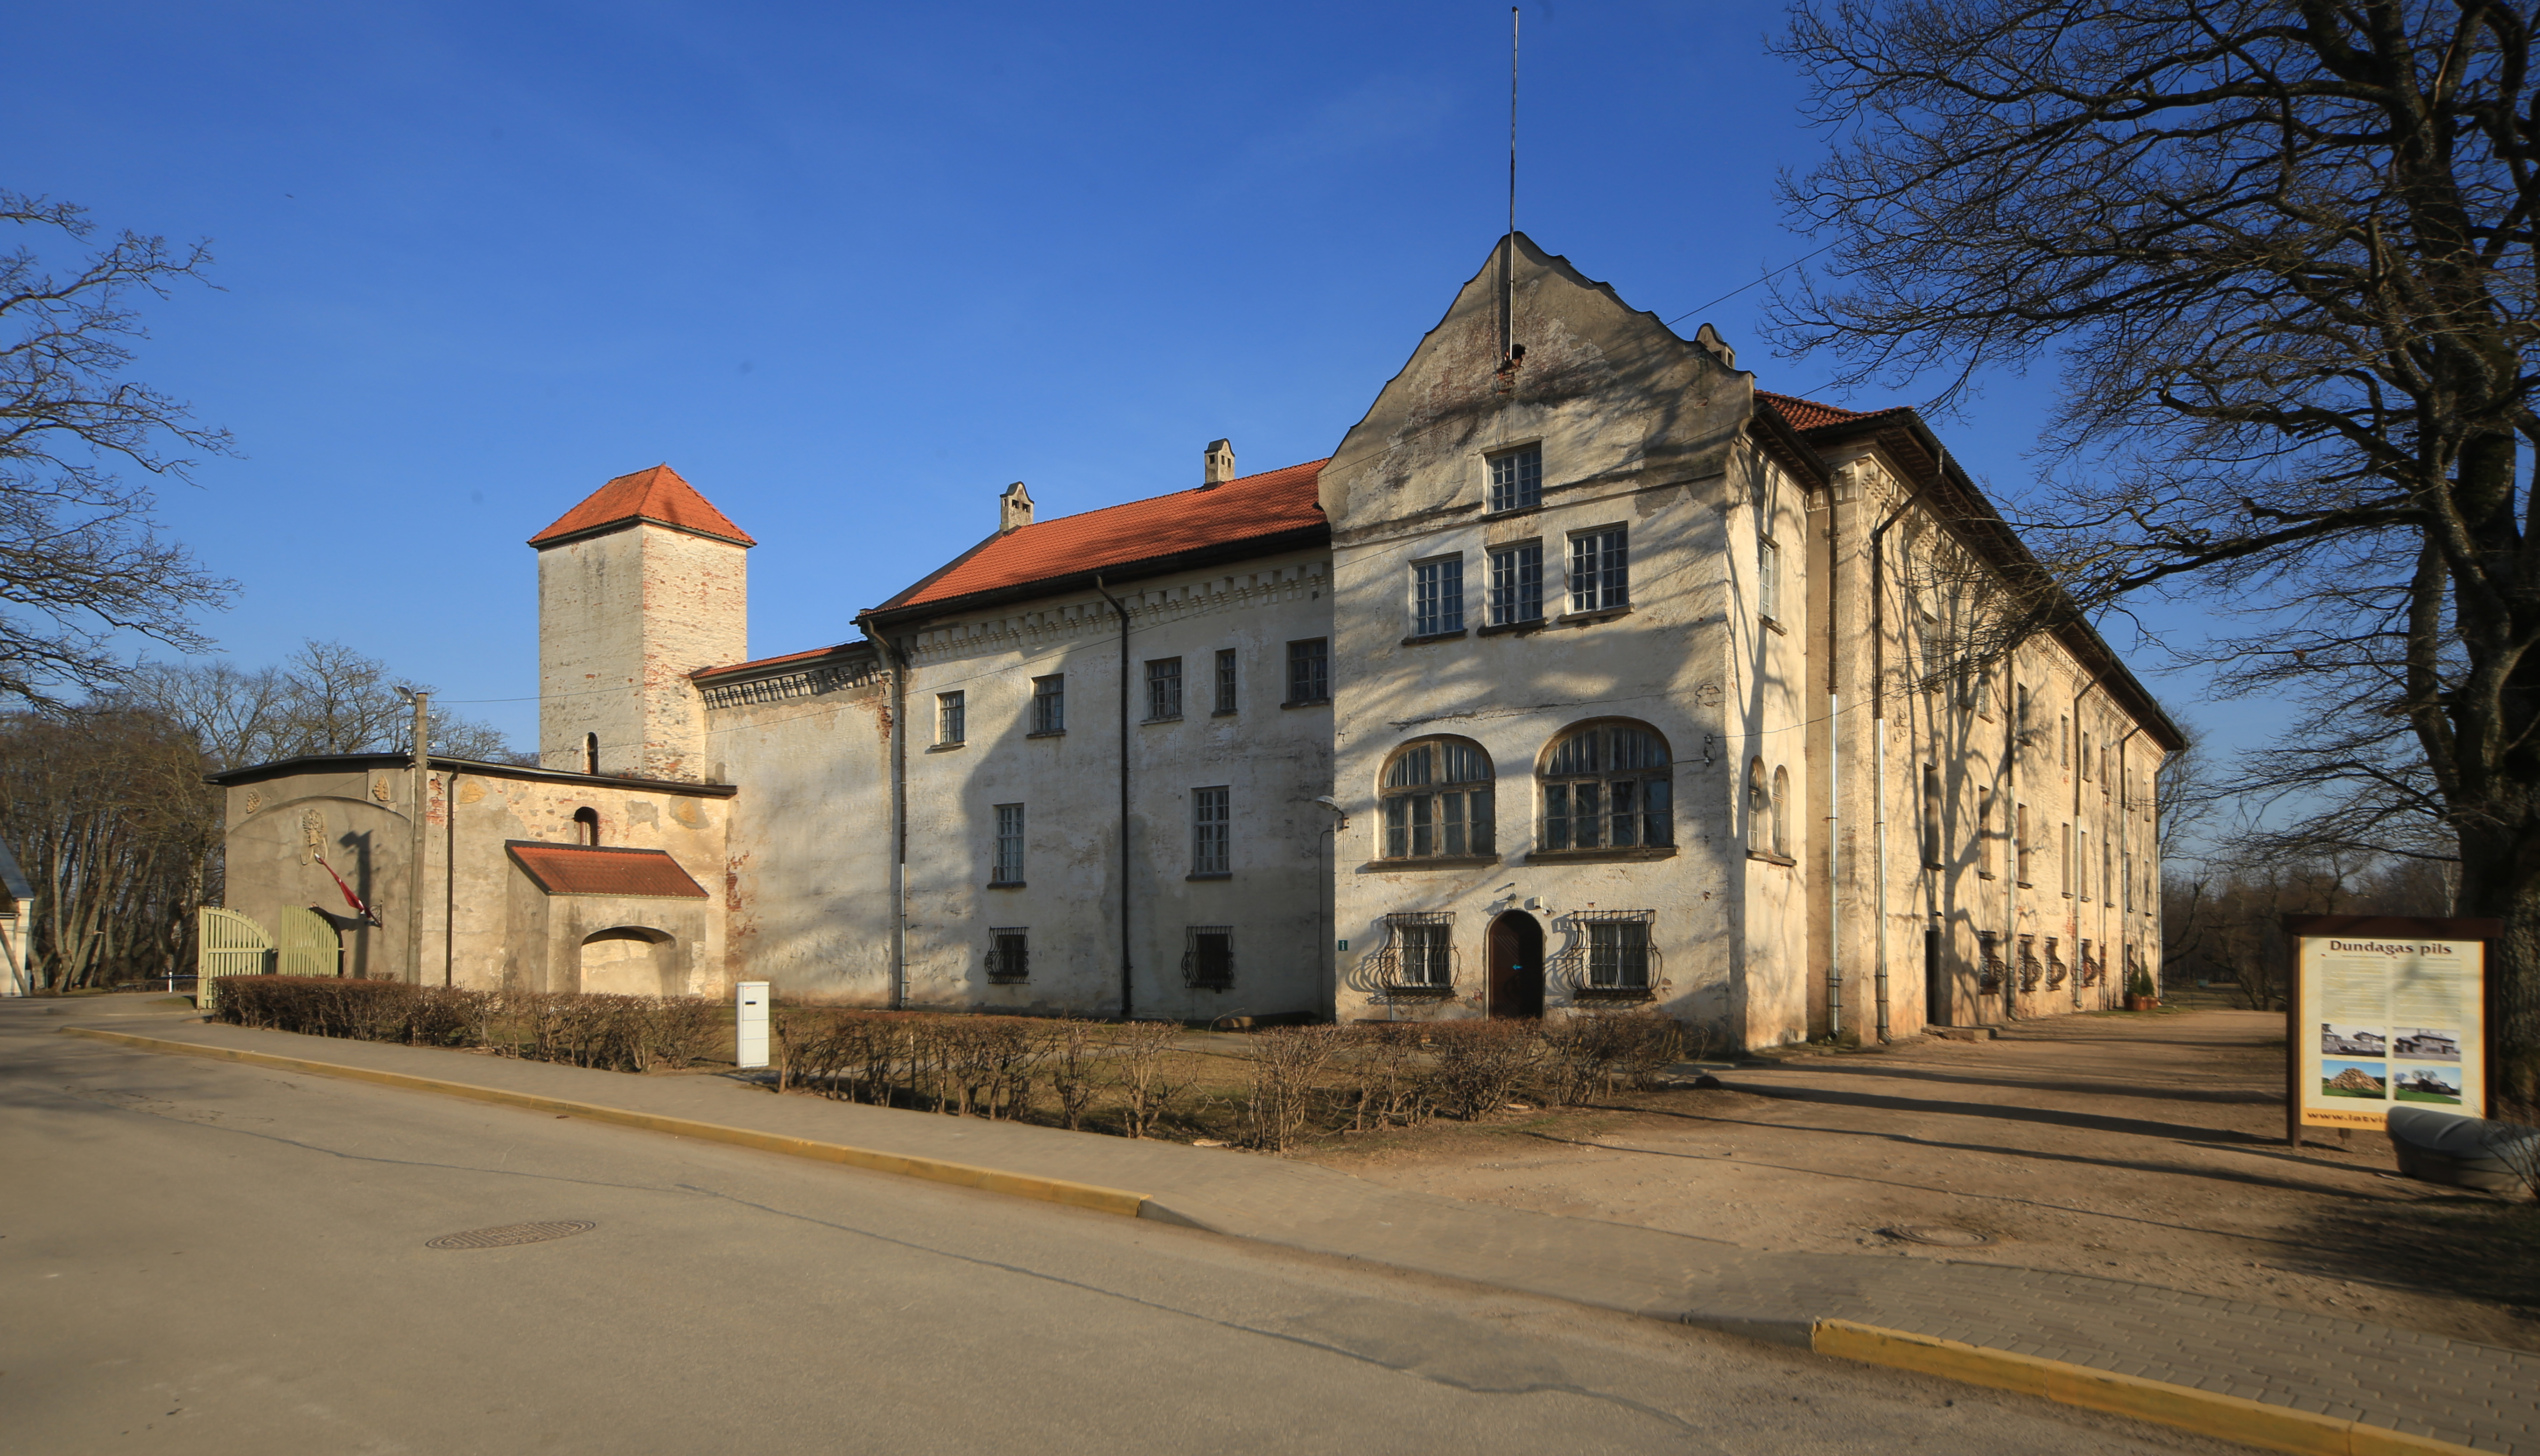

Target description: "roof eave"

left=528, top=514, right=757, bottom=551
left=859, top=521, right=1333, bottom=631
left=206, top=754, right=742, bottom=796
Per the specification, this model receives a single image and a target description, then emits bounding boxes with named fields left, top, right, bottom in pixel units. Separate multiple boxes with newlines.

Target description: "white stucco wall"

left=537, top=522, right=747, bottom=782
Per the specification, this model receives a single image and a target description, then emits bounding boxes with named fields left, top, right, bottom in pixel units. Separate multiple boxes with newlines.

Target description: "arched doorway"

left=1487, top=911, right=1544, bottom=1019
left=579, top=927, right=674, bottom=995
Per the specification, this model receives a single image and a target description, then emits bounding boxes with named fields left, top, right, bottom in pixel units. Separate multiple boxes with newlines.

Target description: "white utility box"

left=735, top=980, right=770, bottom=1069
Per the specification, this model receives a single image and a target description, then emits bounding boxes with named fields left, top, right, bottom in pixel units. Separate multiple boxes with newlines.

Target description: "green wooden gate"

left=274, top=906, right=343, bottom=980
left=196, top=908, right=273, bottom=1010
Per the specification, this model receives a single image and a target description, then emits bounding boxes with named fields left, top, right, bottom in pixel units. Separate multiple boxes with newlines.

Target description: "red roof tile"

left=528, top=464, right=756, bottom=548
left=1757, top=391, right=1914, bottom=433
left=506, top=842, right=711, bottom=899
left=693, top=641, right=867, bottom=680
left=878, top=459, right=1327, bottom=614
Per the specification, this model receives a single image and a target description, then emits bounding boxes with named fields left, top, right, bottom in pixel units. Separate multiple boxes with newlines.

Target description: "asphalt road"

left=1, top=999, right=2236, bottom=1456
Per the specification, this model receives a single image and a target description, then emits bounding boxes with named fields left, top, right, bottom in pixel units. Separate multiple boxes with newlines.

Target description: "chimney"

left=1203, top=439, right=1236, bottom=488
left=998, top=481, right=1033, bottom=534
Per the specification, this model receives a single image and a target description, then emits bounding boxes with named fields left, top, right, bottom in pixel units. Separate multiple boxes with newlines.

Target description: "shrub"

left=1241, top=1025, right=1340, bottom=1153
left=1424, top=1020, right=1542, bottom=1120
left=1110, top=1021, right=1186, bottom=1138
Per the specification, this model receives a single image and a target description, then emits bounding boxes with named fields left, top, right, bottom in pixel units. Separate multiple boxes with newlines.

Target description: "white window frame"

left=1489, top=540, right=1544, bottom=625
left=1487, top=443, right=1542, bottom=513
left=1567, top=527, right=1628, bottom=613
left=1031, top=675, right=1064, bottom=735
left=1412, top=554, right=1466, bottom=637
left=1145, top=657, right=1183, bottom=721
left=1192, top=785, right=1231, bottom=875
left=1213, top=649, right=1238, bottom=714
left=991, top=803, right=1024, bottom=884
left=937, top=691, right=966, bottom=745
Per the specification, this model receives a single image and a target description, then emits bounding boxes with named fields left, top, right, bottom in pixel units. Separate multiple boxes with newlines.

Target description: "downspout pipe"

left=858, top=617, right=911, bottom=1012
left=1824, top=469, right=1842, bottom=1042
left=1094, top=577, right=1135, bottom=1021
left=1867, top=460, right=1936, bottom=1040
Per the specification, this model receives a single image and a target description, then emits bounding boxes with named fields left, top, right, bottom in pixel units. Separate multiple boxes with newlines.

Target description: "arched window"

left=1540, top=721, right=1671, bottom=851
left=573, top=807, right=600, bottom=847
left=1382, top=737, right=1494, bottom=858
left=583, top=733, right=599, bottom=775
left=1771, top=765, right=1790, bottom=858
left=1746, top=759, right=1768, bottom=852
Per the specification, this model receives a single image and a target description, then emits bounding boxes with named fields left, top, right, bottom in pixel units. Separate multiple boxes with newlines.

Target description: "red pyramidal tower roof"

left=528, top=464, right=756, bottom=548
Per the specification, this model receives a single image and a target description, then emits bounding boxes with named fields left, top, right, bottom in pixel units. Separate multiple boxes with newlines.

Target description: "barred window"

left=1286, top=638, right=1329, bottom=704
left=937, top=691, right=966, bottom=745
left=987, top=928, right=1029, bottom=982
left=1587, top=920, right=1651, bottom=990
left=1567, top=528, right=1628, bottom=613
left=1381, top=737, right=1494, bottom=859
left=1412, top=555, right=1465, bottom=636
left=1184, top=926, right=1234, bottom=989
left=1375, top=913, right=1456, bottom=990
left=1540, top=721, right=1672, bottom=851
left=1031, top=675, right=1064, bottom=734
left=992, top=803, right=1024, bottom=885
left=1489, top=542, right=1543, bottom=625
left=1145, top=658, right=1183, bottom=721
left=1214, top=649, right=1238, bottom=714
left=1488, top=443, right=1542, bottom=513
left=1192, top=785, right=1230, bottom=875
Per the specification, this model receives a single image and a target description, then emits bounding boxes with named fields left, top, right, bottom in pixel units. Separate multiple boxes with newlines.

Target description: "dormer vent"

left=1203, top=439, right=1236, bottom=488
left=999, top=481, right=1034, bottom=534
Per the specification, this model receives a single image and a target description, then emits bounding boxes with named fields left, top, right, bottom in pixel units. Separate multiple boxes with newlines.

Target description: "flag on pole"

left=314, top=855, right=383, bottom=927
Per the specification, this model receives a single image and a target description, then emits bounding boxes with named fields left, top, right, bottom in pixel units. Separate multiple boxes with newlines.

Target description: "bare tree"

left=112, top=639, right=527, bottom=769
left=1, top=193, right=233, bottom=706
left=1770, top=0, right=2540, bottom=1117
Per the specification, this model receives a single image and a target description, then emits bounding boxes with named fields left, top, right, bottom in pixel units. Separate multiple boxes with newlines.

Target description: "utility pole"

left=397, top=688, right=429, bottom=986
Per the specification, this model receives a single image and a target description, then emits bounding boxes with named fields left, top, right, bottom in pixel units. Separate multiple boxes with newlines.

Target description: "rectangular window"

left=2123, top=853, right=2134, bottom=912
left=1145, top=657, right=1183, bottom=721
left=1192, top=785, right=1230, bottom=875
left=1214, top=649, right=1238, bottom=714
left=2014, top=804, right=2031, bottom=885
left=1031, top=675, right=1064, bottom=734
left=1921, top=765, right=1943, bottom=868
left=987, top=927, right=1029, bottom=982
left=1758, top=534, right=1781, bottom=622
left=2077, top=827, right=2091, bottom=900
left=1412, top=555, right=1465, bottom=636
left=1489, top=542, right=1543, bottom=625
left=1286, top=638, right=1329, bottom=704
left=991, top=803, right=1024, bottom=884
left=1184, top=926, right=1234, bottom=989
left=1587, top=921, right=1651, bottom=989
left=2102, top=838, right=2112, bottom=904
left=2060, top=822, right=2073, bottom=894
left=1401, top=921, right=1453, bottom=987
left=1567, top=528, right=1628, bottom=613
left=937, top=691, right=966, bottom=745
left=1488, top=444, right=1542, bottom=513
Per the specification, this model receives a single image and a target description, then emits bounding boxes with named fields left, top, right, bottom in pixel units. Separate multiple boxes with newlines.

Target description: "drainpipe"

left=1866, top=459, right=1934, bottom=1041
left=1094, top=577, right=1135, bottom=1020
left=859, top=618, right=910, bottom=1011
left=2114, top=722, right=2145, bottom=998
left=1823, top=465, right=1843, bottom=1042
left=2072, top=680, right=2100, bottom=1006
left=443, top=763, right=457, bottom=987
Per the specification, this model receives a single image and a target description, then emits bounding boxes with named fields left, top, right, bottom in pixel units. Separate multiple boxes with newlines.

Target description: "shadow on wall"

left=580, top=926, right=678, bottom=995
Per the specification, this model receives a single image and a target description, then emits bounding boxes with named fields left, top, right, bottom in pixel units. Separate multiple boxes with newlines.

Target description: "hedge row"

left=209, top=976, right=723, bottom=1072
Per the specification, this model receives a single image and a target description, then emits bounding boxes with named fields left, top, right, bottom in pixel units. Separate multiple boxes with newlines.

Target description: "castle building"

left=210, top=236, right=2181, bottom=1045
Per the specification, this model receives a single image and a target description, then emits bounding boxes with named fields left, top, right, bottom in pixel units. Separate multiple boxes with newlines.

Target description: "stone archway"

left=1487, top=911, right=1544, bottom=1019
left=578, top=926, right=676, bottom=995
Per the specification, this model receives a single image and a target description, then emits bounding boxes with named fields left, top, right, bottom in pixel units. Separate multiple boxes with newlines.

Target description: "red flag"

left=314, top=855, right=382, bottom=927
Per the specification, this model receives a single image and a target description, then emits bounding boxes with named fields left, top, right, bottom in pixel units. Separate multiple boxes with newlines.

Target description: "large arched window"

left=1540, top=721, right=1671, bottom=850
left=1382, top=737, right=1494, bottom=858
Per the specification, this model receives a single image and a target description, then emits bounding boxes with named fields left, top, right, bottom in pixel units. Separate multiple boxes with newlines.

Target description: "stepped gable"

left=529, top=463, right=756, bottom=549
left=875, top=458, right=1327, bottom=616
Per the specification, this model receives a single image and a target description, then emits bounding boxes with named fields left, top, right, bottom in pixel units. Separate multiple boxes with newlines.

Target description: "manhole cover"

left=426, top=1220, right=595, bottom=1251
left=1884, top=1225, right=1995, bottom=1247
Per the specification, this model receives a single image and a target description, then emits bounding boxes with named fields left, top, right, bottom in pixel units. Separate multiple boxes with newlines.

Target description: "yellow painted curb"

left=1812, top=1320, right=2484, bottom=1456
left=58, top=1026, right=1152, bottom=1219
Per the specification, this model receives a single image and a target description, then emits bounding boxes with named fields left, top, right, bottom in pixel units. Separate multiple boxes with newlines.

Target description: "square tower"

left=530, top=464, right=751, bottom=782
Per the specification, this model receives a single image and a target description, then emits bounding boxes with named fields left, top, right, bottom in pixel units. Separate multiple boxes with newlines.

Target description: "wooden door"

left=1488, top=912, right=1544, bottom=1019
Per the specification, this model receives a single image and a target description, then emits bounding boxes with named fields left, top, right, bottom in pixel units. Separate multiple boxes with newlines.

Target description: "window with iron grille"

left=1489, top=542, right=1543, bottom=625
left=2045, top=937, right=2067, bottom=989
left=1567, top=528, right=1628, bottom=613
left=1381, top=738, right=1494, bottom=859
left=1976, top=931, right=2006, bottom=992
left=1550, top=909, right=1658, bottom=995
left=1488, top=444, right=1542, bottom=513
left=937, top=691, right=966, bottom=745
left=2017, top=934, right=2041, bottom=992
left=1192, top=785, right=1230, bottom=875
left=991, top=803, right=1024, bottom=884
left=1369, top=911, right=1456, bottom=991
left=1286, top=638, right=1329, bottom=704
left=1145, top=658, right=1183, bottom=721
left=1412, top=555, right=1465, bottom=636
left=1031, top=675, right=1064, bottom=734
left=1214, top=649, right=1238, bottom=714
left=1539, top=721, right=1672, bottom=851
left=987, top=928, right=1029, bottom=982
left=1183, top=926, right=1234, bottom=989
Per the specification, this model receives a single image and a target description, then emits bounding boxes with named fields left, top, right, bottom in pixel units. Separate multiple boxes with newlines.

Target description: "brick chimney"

left=1203, top=439, right=1236, bottom=488
left=999, top=481, right=1033, bottom=534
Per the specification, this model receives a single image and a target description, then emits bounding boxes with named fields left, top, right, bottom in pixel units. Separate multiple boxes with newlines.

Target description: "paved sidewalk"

left=49, top=1006, right=2538, bottom=1454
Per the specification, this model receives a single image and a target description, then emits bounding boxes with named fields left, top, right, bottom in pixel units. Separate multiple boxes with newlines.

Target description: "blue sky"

left=12, top=0, right=2244, bottom=771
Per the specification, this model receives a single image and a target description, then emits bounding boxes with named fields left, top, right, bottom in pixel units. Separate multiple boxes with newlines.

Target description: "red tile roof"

left=877, top=458, right=1328, bottom=613
left=692, top=641, right=866, bottom=681
left=528, top=464, right=757, bottom=549
left=1757, top=391, right=1912, bottom=433
left=505, top=842, right=711, bottom=899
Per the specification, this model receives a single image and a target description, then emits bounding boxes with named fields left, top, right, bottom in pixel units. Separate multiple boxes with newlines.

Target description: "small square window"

left=1489, top=542, right=1542, bottom=625
left=1286, top=638, right=1329, bottom=704
left=937, top=691, right=966, bottom=745
left=1488, top=444, right=1542, bottom=513
left=1031, top=675, right=1064, bottom=734
left=1145, top=658, right=1183, bottom=721
left=1567, top=528, right=1628, bottom=613
left=1214, top=649, right=1238, bottom=714
left=1183, top=926, right=1234, bottom=990
left=1412, top=555, right=1465, bottom=636
left=987, top=927, right=1029, bottom=982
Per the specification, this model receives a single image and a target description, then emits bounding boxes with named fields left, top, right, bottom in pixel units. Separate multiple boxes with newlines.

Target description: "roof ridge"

left=1000, top=456, right=1331, bottom=534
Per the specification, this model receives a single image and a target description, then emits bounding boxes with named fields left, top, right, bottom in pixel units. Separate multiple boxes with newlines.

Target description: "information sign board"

left=2283, top=915, right=2496, bottom=1146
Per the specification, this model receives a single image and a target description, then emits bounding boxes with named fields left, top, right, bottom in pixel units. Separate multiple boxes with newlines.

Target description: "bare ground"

left=1295, top=1007, right=2540, bottom=1352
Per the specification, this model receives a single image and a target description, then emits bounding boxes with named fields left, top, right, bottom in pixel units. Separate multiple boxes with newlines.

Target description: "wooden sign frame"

left=2280, top=914, right=2499, bottom=1149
